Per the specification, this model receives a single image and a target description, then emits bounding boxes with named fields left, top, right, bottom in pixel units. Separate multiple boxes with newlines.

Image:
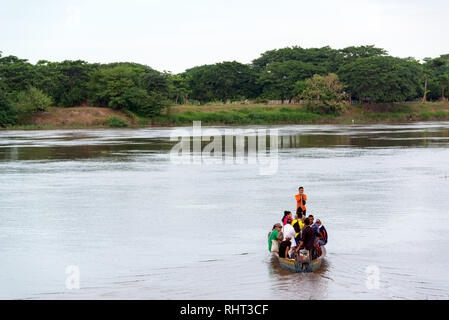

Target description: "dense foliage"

left=0, top=88, right=17, bottom=127
left=185, top=61, right=259, bottom=104
left=15, top=87, right=53, bottom=124
left=300, top=74, right=348, bottom=114
left=0, top=45, right=448, bottom=126
left=338, top=56, right=423, bottom=103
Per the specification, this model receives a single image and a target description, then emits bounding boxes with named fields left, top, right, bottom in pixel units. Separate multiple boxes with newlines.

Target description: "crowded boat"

left=268, top=187, right=328, bottom=272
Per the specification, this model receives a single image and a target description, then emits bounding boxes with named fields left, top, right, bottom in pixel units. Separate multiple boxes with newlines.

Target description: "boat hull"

left=273, top=246, right=326, bottom=273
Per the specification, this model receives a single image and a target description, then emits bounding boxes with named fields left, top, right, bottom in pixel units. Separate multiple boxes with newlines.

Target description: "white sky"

left=1, top=0, right=448, bottom=73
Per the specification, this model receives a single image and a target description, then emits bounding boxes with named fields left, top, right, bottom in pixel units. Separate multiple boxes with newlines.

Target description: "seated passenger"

left=283, top=218, right=298, bottom=253
left=283, top=216, right=295, bottom=238
left=315, top=219, right=328, bottom=246
left=268, top=223, right=283, bottom=252
left=278, top=237, right=292, bottom=258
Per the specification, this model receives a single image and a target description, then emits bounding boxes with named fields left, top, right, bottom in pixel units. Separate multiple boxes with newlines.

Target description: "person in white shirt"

left=282, top=218, right=297, bottom=250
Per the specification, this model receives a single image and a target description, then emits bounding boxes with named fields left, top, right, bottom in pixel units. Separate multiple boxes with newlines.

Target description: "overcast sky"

left=1, top=0, right=448, bottom=73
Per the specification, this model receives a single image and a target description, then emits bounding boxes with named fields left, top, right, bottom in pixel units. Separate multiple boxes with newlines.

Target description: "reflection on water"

left=1, top=123, right=449, bottom=299
left=2, top=125, right=449, bottom=162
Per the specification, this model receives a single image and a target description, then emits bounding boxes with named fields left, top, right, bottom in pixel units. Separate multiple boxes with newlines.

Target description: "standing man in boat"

left=295, top=187, right=307, bottom=216
left=297, top=217, right=316, bottom=260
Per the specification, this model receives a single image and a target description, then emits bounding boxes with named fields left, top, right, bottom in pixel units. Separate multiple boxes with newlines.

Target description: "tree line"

left=1, top=45, right=449, bottom=126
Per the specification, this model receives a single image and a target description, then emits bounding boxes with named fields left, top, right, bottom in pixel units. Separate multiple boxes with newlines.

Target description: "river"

left=1, top=122, right=449, bottom=299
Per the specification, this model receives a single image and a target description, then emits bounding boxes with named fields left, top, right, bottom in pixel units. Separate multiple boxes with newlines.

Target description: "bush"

left=305, top=101, right=346, bottom=114
left=301, top=74, right=348, bottom=114
left=15, top=87, right=53, bottom=124
left=419, top=111, right=433, bottom=120
left=419, top=111, right=449, bottom=120
left=107, top=116, right=129, bottom=128
left=434, top=110, right=449, bottom=119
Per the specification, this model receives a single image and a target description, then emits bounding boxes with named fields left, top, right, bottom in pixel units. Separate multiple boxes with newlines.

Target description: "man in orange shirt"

left=295, top=186, right=307, bottom=216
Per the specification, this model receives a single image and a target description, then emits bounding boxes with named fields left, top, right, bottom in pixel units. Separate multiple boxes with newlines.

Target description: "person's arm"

left=285, top=246, right=290, bottom=258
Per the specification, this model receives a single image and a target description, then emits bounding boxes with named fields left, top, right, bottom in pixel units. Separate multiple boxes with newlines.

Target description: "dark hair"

left=308, top=215, right=314, bottom=218
left=304, top=218, right=310, bottom=226
left=281, top=211, right=290, bottom=223
left=298, top=186, right=304, bottom=190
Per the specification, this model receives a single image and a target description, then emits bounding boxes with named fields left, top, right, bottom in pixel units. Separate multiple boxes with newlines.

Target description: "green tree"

left=187, top=61, right=258, bottom=104
left=88, top=65, right=138, bottom=108
left=15, top=87, right=53, bottom=124
left=0, top=88, right=17, bottom=127
left=0, top=55, right=37, bottom=98
left=34, top=60, right=93, bottom=107
left=167, top=73, right=191, bottom=104
left=422, top=56, right=449, bottom=101
left=252, top=46, right=341, bottom=73
left=338, top=45, right=388, bottom=63
left=87, top=65, right=169, bottom=116
left=292, top=79, right=306, bottom=98
left=338, top=56, right=422, bottom=103
left=258, top=60, right=326, bottom=103
left=140, top=68, right=170, bottom=97
left=437, top=74, right=449, bottom=101
left=301, top=74, right=348, bottom=114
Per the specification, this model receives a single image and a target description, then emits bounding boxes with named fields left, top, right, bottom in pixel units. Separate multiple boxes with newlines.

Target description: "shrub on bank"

left=107, top=116, right=129, bottom=128
left=15, top=87, right=53, bottom=124
left=419, top=110, right=449, bottom=120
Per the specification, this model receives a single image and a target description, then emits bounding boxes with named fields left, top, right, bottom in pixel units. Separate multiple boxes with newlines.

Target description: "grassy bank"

left=152, top=106, right=335, bottom=125
left=3, top=102, right=449, bottom=130
left=150, top=102, right=449, bottom=126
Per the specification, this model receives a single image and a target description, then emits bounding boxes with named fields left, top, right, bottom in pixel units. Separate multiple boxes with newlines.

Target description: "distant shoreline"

left=2, top=102, right=449, bottom=130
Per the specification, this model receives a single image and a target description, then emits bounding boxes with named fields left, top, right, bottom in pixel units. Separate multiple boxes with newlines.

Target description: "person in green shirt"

left=268, top=223, right=282, bottom=252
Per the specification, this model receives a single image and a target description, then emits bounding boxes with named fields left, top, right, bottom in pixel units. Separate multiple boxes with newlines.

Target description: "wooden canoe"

left=272, top=246, right=326, bottom=273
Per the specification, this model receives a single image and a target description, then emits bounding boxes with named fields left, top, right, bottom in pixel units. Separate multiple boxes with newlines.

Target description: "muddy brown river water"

left=1, top=123, right=449, bottom=299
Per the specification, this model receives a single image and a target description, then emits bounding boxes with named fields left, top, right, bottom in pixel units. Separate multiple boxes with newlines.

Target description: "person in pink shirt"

left=282, top=211, right=292, bottom=225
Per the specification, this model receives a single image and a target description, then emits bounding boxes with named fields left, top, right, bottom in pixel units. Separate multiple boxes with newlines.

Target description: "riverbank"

left=155, top=101, right=449, bottom=125
left=3, top=102, right=449, bottom=130
left=5, top=106, right=136, bottom=130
